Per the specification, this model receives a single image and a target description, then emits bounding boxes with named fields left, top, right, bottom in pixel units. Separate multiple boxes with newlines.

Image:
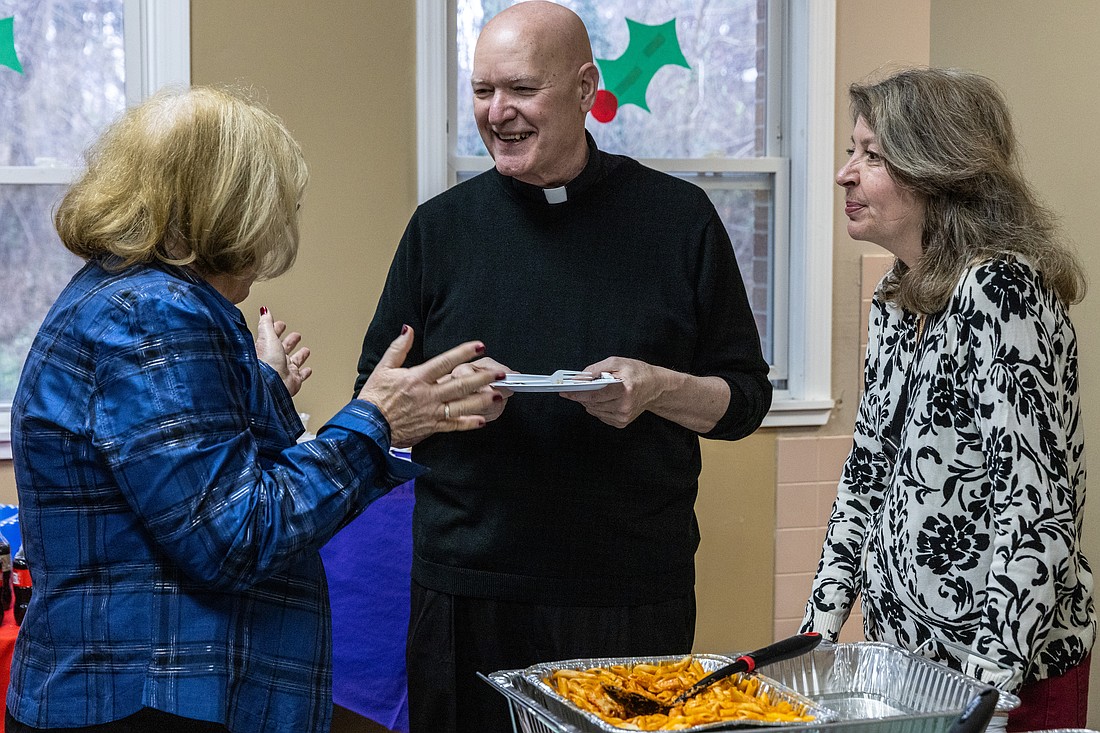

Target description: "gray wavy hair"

left=851, top=67, right=1084, bottom=312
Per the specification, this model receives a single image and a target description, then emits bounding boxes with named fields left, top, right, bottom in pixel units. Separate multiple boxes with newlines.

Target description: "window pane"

left=0, top=0, right=126, bottom=167
left=0, top=185, right=82, bottom=403
left=689, top=181, right=773, bottom=364
left=456, top=0, right=766, bottom=159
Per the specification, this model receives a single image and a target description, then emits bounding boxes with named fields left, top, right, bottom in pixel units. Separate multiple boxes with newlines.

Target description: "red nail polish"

left=401, top=324, right=409, bottom=335
left=493, top=394, right=503, bottom=402
left=495, top=372, right=506, bottom=380
left=475, top=343, right=486, bottom=354
left=260, top=306, right=268, bottom=316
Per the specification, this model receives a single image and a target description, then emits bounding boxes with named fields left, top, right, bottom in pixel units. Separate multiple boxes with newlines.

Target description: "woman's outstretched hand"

left=256, top=307, right=313, bottom=396
left=358, top=325, right=502, bottom=447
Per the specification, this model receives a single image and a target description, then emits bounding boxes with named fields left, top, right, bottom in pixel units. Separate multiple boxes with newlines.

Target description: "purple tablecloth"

left=321, top=481, right=414, bottom=732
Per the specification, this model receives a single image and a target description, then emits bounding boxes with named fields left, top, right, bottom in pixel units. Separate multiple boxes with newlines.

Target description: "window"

left=0, top=0, right=189, bottom=458
left=418, top=0, right=835, bottom=427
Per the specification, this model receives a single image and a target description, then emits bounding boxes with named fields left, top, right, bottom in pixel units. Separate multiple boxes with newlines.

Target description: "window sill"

left=761, top=397, right=835, bottom=428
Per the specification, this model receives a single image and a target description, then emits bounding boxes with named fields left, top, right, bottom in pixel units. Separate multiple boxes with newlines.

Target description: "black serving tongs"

left=946, top=687, right=999, bottom=733
left=604, top=631, right=823, bottom=718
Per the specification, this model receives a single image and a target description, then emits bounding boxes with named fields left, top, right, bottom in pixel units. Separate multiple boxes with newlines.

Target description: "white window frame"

left=0, top=0, right=190, bottom=459
left=417, top=0, right=835, bottom=427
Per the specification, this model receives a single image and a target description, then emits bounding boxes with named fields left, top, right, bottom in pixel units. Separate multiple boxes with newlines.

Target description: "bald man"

left=354, top=3, right=771, bottom=730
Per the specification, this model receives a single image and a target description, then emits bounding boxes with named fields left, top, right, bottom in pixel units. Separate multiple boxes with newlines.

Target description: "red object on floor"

left=0, top=610, right=18, bottom=732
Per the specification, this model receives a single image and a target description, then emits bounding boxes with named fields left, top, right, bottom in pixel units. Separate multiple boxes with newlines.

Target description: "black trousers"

left=5, top=709, right=230, bottom=733
left=406, top=581, right=696, bottom=733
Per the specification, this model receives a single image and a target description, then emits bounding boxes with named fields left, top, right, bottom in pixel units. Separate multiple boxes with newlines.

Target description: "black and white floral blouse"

left=802, top=255, right=1095, bottom=690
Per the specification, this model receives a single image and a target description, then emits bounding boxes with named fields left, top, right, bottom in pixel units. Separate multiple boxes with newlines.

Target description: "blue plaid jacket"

left=8, top=259, right=419, bottom=732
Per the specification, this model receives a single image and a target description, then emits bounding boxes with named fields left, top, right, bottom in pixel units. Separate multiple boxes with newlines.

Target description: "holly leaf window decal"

left=1, top=16, right=23, bottom=74
left=592, top=18, right=689, bottom=123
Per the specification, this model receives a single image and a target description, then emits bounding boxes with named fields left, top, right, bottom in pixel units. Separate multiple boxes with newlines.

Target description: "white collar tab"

left=543, top=186, right=568, bottom=205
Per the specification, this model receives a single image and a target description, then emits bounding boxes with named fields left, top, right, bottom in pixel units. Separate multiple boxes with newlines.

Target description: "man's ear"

left=578, top=61, right=599, bottom=113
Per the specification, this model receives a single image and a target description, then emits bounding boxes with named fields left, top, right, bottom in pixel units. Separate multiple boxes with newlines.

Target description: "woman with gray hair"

left=802, top=67, right=1094, bottom=730
left=7, top=86, right=500, bottom=733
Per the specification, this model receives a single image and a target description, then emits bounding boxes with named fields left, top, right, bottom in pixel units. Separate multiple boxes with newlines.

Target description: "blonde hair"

left=850, top=67, right=1085, bottom=312
left=55, top=85, right=308, bottom=281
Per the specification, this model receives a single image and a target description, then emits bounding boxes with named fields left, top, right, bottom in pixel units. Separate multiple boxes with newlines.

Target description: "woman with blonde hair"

left=802, top=67, right=1094, bottom=730
left=8, top=86, right=501, bottom=733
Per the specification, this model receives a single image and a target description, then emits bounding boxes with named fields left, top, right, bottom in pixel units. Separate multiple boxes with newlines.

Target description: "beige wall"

left=826, top=0, right=932, bottom=437
left=191, top=0, right=418, bottom=426
left=930, top=0, right=1100, bottom=722
left=0, top=464, right=14, bottom=506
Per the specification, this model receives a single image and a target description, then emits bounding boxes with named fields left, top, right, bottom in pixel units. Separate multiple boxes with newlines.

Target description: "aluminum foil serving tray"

left=489, top=653, right=836, bottom=733
left=763, top=641, right=1021, bottom=733
left=482, top=642, right=1021, bottom=733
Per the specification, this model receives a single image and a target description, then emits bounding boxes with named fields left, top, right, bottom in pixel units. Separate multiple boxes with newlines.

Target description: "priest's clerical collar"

left=506, top=131, right=602, bottom=205
left=542, top=186, right=568, bottom=204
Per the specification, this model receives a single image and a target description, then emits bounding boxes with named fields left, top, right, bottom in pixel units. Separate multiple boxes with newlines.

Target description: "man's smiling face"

left=471, top=11, right=592, bottom=188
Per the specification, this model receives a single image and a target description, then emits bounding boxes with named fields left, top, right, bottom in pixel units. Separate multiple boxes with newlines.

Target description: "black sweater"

left=355, top=139, right=771, bottom=605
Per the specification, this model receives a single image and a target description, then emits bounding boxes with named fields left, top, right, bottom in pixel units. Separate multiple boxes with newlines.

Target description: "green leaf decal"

left=0, top=17, right=23, bottom=74
left=596, top=18, right=689, bottom=113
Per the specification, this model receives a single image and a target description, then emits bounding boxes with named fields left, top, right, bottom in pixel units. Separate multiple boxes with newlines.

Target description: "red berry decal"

left=591, top=89, right=619, bottom=123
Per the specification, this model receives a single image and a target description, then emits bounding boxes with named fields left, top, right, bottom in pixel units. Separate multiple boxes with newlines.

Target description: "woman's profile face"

left=836, top=116, right=926, bottom=266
